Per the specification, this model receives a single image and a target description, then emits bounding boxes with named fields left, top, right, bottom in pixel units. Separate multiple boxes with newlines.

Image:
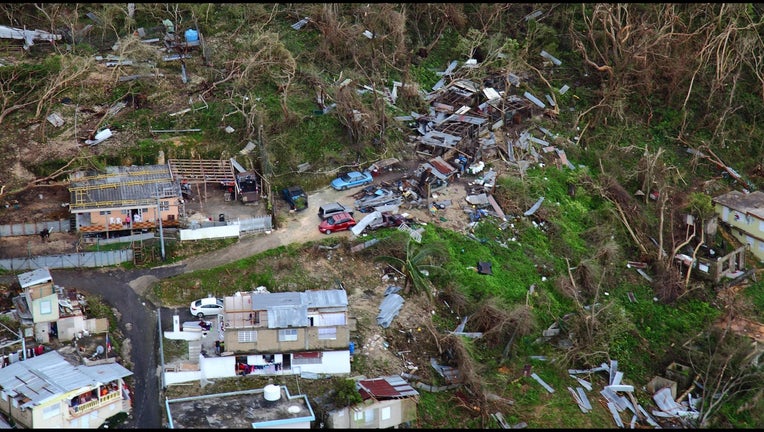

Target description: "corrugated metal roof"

left=246, top=290, right=348, bottom=329
left=0, top=351, right=132, bottom=408
left=357, top=375, right=419, bottom=400
left=303, top=289, right=348, bottom=308
left=714, top=190, right=764, bottom=220
left=17, top=268, right=52, bottom=288
left=268, top=305, right=309, bottom=328
left=68, top=164, right=180, bottom=211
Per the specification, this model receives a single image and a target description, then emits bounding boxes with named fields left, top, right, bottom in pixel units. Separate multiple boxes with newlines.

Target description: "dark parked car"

left=318, top=202, right=353, bottom=220
left=318, top=212, right=356, bottom=234
left=282, top=186, right=308, bottom=211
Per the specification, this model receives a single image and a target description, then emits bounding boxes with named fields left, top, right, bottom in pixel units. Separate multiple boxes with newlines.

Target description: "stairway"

left=188, top=340, right=202, bottom=361
left=132, top=241, right=144, bottom=265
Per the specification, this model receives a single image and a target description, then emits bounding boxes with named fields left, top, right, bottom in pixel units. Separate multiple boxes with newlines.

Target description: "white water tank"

left=263, top=384, right=281, bottom=402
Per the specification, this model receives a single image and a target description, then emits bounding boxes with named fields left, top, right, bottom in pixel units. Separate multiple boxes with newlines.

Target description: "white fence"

left=179, top=216, right=272, bottom=241
left=0, top=249, right=133, bottom=271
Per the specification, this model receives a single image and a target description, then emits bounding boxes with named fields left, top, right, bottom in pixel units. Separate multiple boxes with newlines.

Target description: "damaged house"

left=12, top=268, right=108, bottom=344
left=712, top=190, right=764, bottom=262
left=68, top=164, right=182, bottom=236
left=325, top=375, right=419, bottom=429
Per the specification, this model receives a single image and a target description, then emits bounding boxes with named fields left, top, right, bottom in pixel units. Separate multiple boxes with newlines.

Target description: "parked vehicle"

left=318, top=202, right=353, bottom=220
left=282, top=186, right=308, bottom=211
left=190, top=297, right=224, bottom=318
left=318, top=212, right=356, bottom=234
left=331, top=170, right=373, bottom=191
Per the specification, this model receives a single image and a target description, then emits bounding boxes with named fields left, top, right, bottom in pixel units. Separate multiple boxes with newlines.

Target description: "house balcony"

left=67, top=389, right=122, bottom=417
left=78, top=219, right=179, bottom=233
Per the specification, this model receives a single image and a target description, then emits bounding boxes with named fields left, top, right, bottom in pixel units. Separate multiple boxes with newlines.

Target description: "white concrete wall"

left=179, top=225, right=240, bottom=241
left=200, top=355, right=236, bottom=379
left=164, top=370, right=201, bottom=386
left=295, top=350, right=351, bottom=374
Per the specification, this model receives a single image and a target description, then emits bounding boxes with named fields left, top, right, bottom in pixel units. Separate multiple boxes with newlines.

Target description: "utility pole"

left=155, top=187, right=166, bottom=261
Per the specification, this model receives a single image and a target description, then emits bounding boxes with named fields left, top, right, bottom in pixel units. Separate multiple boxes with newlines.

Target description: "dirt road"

left=178, top=185, right=363, bottom=272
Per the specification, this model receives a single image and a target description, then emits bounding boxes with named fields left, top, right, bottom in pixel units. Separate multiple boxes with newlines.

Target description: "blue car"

left=331, top=170, right=373, bottom=191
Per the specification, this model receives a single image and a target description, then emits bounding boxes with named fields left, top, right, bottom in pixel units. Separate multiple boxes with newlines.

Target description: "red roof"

left=357, top=376, right=418, bottom=400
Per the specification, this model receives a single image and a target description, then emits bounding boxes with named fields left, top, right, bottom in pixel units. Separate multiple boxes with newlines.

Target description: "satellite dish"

left=96, top=345, right=104, bottom=355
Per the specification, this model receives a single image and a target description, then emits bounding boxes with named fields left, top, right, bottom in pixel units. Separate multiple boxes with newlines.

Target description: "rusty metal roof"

left=357, top=375, right=419, bottom=400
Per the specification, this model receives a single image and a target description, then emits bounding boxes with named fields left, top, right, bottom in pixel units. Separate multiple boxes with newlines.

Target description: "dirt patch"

left=0, top=185, right=71, bottom=224
left=0, top=232, right=79, bottom=259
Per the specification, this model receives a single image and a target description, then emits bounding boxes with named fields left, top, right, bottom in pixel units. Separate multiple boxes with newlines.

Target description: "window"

left=381, top=406, right=391, bottom=421
left=39, top=299, right=52, bottom=315
left=238, top=331, right=257, bottom=343
left=318, top=326, right=337, bottom=340
left=354, top=410, right=363, bottom=421
left=160, top=201, right=169, bottom=211
left=278, top=328, right=298, bottom=342
left=43, top=402, right=61, bottom=419
left=364, top=409, right=375, bottom=423
left=99, top=210, right=110, bottom=215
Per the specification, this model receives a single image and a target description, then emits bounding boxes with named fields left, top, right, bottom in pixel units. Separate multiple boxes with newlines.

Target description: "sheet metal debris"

left=524, top=197, right=545, bottom=216
left=0, top=25, right=61, bottom=50
left=530, top=372, right=555, bottom=393
left=523, top=91, right=546, bottom=108
left=377, top=290, right=404, bottom=328
left=291, top=17, right=310, bottom=30
left=46, top=113, right=64, bottom=127
left=84, top=128, right=112, bottom=146
left=540, top=50, right=562, bottom=66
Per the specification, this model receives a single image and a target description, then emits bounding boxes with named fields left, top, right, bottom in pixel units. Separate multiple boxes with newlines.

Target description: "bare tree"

left=685, top=325, right=764, bottom=428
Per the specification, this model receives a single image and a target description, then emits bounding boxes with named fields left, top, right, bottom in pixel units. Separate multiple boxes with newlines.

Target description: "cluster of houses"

left=0, top=268, right=132, bottom=429
left=0, top=270, right=421, bottom=428
left=162, top=286, right=420, bottom=429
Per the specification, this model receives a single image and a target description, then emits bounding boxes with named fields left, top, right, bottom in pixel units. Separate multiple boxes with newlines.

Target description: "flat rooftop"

left=165, top=385, right=314, bottom=428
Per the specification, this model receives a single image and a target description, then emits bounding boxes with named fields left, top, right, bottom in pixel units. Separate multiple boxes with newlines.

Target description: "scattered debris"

left=430, top=357, right=461, bottom=384
left=524, top=197, right=545, bottom=216
left=46, top=112, right=65, bottom=127
left=377, top=290, right=404, bottom=328
left=84, top=128, right=112, bottom=146
left=530, top=372, right=555, bottom=393
left=0, top=25, right=61, bottom=50
left=291, top=17, right=310, bottom=30
left=540, top=50, right=562, bottom=66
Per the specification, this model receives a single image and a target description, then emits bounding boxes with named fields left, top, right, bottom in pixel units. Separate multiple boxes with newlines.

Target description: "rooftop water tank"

left=185, top=29, right=199, bottom=43
left=263, top=384, right=281, bottom=402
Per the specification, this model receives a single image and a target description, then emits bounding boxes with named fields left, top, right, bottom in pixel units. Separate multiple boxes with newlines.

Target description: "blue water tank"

left=349, top=342, right=355, bottom=355
left=184, top=29, right=199, bottom=43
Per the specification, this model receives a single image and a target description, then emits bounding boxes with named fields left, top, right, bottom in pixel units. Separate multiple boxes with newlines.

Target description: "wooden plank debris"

left=530, top=372, right=555, bottom=393
left=545, top=94, right=556, bottom=107
left=487, top=194, right=507, bottom=221
left=559, top=84, right=570, bottom=94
